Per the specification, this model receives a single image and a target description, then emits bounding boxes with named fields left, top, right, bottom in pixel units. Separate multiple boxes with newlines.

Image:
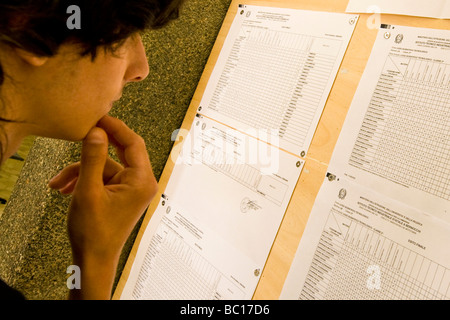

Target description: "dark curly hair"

left=0, top=0, right=183, bottom=162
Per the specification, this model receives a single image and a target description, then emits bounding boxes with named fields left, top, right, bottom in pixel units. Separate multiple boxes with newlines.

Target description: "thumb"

left=76, top=127, right=108, bottom=190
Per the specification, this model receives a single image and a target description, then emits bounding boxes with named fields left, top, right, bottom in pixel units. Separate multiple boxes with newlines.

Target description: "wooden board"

left=113, top=0, right=450, bottom=299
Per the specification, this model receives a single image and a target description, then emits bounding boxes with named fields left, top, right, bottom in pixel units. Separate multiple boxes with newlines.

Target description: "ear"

left=14, top=48, right=49, bottom=67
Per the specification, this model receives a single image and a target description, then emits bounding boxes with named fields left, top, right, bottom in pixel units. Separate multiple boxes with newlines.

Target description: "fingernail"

left=48, top=172, right=61, bottom=185
left=86, top=128, right=106, bottom=144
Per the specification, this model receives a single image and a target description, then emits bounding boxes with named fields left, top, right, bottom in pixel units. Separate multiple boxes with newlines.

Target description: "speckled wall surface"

left=0, top=0, right=232, bottom=300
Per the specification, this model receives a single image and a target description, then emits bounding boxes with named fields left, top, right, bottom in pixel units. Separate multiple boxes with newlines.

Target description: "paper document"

left=164, top=116, right=304, bottom=266
left=281, top=178, right=450, bottom=299
left=346, top=0, right=450, bottom=19
left=281, top=25, right=450, bottom=300
left=121, top=116, right=304, bottom=299
left=121, top=198, right=258, bottom=299
left=328, top=25, right=450, bottom=221
left=199, top=5, right=358, bottom=156
left=119, top=5, right=358, bottom=300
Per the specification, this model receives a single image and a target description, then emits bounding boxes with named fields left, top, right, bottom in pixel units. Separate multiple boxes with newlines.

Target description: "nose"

left=124, top=34, right=150, bottom=83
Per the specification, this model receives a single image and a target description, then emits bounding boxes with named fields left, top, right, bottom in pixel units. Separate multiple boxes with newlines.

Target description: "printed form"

left=346, top=0, right=450, bottom=19
left=281, top=178, right=450, bottom=299
left=281, top=25, right=450, bottom=300
left=119, top=5, right=357, bottom=300
left=199, top=5, right=358, bottom=156
left=121, top=116, right=303, bottom=299
left=329, top=25, right=450, bottom=220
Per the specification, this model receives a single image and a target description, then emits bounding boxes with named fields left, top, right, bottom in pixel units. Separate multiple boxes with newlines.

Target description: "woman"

left=0, top=0, right=182, bottom=299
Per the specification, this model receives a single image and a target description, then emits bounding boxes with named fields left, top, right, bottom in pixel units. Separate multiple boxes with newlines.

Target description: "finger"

left=49, top=158, right=124, bottom=193
left=76, top=127, right=109, bottom=191
left=59, top=178, right=78, bottom=195
left=97, top=115, right=150, bottom=169
left=103, top=158, right=125, bottom=183
left=48, top=162, right=80, bottom=190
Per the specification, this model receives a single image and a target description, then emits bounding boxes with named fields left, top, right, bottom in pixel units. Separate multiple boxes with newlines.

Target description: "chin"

left=60, top=131, right=90, bottom=142
left=60, top=123, right=99, bottom=142
left=47, top=111, right=110, bottom=142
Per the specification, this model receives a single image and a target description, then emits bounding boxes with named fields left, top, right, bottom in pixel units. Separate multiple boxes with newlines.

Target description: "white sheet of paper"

left=281, top=178, right=450, bottom=299
left=199, top=5, right=358, bottom=156
left=120, top=116, right=304, bottom=299
left=121, top=197, right=259, bottom=299
left=328, top=25, right=450, bottom=221
left=164, top=116, right=303, bottom=265
left=346, top=0, right=450, bottom=19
